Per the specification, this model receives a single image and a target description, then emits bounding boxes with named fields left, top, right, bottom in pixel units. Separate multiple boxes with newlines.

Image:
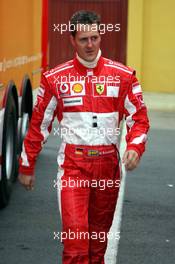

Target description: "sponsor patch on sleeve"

left=132, top=84, right=142, bottom=94
left=135, top=93, right=145, bottom=107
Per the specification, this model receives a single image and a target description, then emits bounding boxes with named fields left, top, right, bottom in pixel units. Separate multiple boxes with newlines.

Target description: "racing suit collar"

left=76, top=49, right=102, bottom=69
left=73, top=50, right=104, bottom=76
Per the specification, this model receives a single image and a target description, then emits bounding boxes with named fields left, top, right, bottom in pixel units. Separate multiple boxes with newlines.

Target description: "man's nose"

left=87, top=38, right=93, bottom=48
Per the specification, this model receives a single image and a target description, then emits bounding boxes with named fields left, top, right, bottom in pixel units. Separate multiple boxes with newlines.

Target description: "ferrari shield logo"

left=96, top=84, right=104, bottom=95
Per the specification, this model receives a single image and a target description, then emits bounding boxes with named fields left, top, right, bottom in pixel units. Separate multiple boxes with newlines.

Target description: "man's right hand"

left=18, top=174, right=35, bottom=191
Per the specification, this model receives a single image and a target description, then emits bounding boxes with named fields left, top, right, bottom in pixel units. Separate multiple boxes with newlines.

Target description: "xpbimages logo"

left=54, top=178, right=120, bottom=191
left=53, top=22, right=121, bottom=34
left=53, top=126, right=120, bottom=140
left=54, top=229, right=120, bottom=243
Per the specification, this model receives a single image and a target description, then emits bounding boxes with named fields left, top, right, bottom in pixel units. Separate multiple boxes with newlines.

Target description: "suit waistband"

left=65, top=143, right=118, bottom=157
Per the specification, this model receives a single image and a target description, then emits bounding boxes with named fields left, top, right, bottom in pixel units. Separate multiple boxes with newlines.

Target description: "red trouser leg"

left=61, top=149, right=91, bottom=264
left=60, top=145, right=120, bottom=264
left=88, top=154, right=120, bottom=263
left=61, top=187, right=90, bottom=264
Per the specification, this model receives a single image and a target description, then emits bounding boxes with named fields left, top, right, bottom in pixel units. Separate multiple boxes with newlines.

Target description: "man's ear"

left=70, top=35, right=75, bottom=47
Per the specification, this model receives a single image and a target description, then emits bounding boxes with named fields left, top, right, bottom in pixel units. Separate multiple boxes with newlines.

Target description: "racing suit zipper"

left=86, top=69, right=98, bottom=128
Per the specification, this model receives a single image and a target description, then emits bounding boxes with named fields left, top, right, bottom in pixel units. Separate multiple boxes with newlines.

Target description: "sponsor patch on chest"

left=58, top=81, right=85, bottom=97
left=63, top=97, right=83, bottom=107
left=93, top=82, right=120, bottom=97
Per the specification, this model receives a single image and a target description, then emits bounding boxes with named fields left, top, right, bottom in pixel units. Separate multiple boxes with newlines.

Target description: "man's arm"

left=18, top=74, right=58, bottom=189
left=123, top=73, right=150, bottom=170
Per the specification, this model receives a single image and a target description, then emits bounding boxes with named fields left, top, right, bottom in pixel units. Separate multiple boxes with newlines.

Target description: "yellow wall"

left=32, top=0, right=42, bottom=88
left=127, top=0, right=144, bottom=80
left=0, top=0, right=42, bottom=90
left=127, top=0, right=175, bottom=93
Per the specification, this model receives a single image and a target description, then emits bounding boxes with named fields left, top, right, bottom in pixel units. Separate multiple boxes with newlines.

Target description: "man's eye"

left=80, top=38, right=87, bottom=43
left=91, top=36, right=98, bottom=41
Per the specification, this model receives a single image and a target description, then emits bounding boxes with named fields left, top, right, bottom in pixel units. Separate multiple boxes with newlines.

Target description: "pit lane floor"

left=0, top=111, right=174, bottom=264
left=0, top=120, right=62, bottom=264
left=117, top=110, right=175, bottom=264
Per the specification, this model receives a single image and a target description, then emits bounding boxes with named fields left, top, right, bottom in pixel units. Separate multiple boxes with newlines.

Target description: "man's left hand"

left=122, top=150, right=140, bottom=171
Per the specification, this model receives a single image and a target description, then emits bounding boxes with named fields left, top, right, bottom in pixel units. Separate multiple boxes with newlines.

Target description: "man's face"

left=70, top=23, right=101, bottom=62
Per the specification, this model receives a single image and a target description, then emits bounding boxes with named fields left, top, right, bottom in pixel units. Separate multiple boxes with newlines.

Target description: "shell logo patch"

left=70, top=82, right=85, bottom=96
left=72, top=83, right=83, bottom=93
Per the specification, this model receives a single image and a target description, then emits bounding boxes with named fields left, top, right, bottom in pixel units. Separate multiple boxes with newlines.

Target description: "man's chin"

left=84, top=54, right=97, bottom=62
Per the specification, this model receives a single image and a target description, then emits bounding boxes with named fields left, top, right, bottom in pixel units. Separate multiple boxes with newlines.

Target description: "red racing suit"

left=19, top=56, right=149, bottom=264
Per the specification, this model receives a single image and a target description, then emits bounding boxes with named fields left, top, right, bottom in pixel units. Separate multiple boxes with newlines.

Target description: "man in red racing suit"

left=18, top=10, right=150, bottom=264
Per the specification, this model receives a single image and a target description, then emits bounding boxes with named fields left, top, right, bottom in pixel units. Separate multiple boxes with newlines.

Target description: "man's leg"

left=88, top=154, right=120, bottom=263
left=60, top=150, right=91, bottom=264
